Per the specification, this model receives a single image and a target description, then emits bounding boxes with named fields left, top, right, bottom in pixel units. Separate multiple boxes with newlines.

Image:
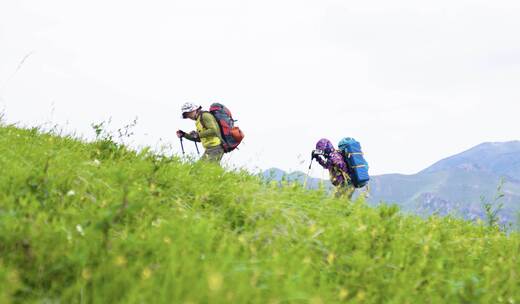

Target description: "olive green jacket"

left=184, top=112, right=222, bottom=149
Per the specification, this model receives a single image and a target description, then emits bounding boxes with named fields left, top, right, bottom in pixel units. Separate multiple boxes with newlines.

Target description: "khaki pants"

left=201, top=145, right=224, bottom=164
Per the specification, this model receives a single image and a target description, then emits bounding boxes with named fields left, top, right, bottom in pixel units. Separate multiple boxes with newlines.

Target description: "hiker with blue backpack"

left=177, top=102, right=244, bottom=163
left=311, top=138, right=370, bottom=199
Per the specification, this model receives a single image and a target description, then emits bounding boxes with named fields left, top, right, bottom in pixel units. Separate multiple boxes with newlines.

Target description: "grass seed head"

left=208, top=272, right=223, bottom=292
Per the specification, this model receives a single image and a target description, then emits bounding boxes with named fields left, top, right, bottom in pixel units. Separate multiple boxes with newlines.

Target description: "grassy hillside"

left=1, top=125, right=519, bottom=303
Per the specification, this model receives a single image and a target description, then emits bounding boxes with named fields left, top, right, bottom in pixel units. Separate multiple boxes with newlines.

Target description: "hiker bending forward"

left=177, top=102, right=224, bottom=163
left=313, top=138, right=354, bottom=200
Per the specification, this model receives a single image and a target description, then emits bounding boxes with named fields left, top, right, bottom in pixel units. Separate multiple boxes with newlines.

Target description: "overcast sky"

left=1, top=0, right=519, bottom=177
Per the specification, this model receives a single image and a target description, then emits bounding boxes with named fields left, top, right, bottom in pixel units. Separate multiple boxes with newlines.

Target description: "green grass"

left=0, top=124, right=519, bottom=303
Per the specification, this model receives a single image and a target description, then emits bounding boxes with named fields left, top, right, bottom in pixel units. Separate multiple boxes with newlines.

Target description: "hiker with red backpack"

left=311, top=138, right=370, bottom=199
left=177, top=102, right=244, bottom=163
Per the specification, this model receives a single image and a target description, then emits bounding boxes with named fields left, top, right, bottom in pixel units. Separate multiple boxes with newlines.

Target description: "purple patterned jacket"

left=316, top=151, right=350, bottom=186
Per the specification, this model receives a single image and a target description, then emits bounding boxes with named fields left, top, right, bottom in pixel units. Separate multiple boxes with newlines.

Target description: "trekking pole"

left=303, top=165, right=312, bottom=189
left=308, top=150, right=316, bottom=170
left=180, top=137, right=185, bottom=155
left=194, top=142, right=200, bottom=155
left=304, top=152, right=314, bottom=189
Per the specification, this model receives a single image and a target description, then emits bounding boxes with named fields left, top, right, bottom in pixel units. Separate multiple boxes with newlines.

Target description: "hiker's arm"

left=198, top=113, right=220, bottom=139
left=183, top=131, right=201, bottom=142
left=316, top=156, right=328, bottom=168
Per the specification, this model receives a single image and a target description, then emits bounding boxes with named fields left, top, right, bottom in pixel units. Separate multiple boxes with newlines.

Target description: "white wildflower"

left=151, top=218, right=164, bottom=228
left=76, top=224, right=85, bottom=236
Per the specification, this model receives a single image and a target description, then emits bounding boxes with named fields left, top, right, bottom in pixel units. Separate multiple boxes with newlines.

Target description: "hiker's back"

left=196, top=112, right=222, bottom=148
left=328, top=151, right=349, bottom=186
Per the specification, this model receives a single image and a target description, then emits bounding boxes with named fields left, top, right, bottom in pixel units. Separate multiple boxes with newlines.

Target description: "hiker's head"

left=316, top=138, right=334, bottom=156
left=181, top=102, right=202, bottom=120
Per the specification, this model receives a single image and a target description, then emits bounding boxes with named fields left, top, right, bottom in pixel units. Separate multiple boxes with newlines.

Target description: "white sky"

left=1, top=0, right=520, bottom=176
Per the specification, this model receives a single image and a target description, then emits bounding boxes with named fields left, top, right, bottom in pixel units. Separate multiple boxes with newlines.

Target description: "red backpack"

left=206, top=103, right=244, bottom=153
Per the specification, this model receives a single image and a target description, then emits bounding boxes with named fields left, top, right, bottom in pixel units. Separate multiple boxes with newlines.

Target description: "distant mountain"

left=421, top=141, right=520, bottom=180
left=264, top=141, right=520, bottom=225
left=371, top=141, right=520, bottom=224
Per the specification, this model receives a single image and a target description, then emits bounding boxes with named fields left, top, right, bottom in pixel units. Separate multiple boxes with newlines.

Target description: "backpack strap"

left=347, top=152, right=363, bottom=158
left=198, top=111, right=208, bottom=129
left=338, top=148, right=363, bottom=159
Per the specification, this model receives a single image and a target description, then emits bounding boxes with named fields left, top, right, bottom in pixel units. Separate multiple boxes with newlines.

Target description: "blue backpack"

left=338, top=138, right=370, bottom=188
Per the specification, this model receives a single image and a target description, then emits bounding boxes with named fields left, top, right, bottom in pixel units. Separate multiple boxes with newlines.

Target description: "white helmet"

left=181, top=102, right=201, bottom=118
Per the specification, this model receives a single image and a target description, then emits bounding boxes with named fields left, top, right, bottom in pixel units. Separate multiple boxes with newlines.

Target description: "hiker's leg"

left=345, top=186, right=355, bottom=200
left=335, top=185, right=354, bottom=200
left=358, top=185, right=370, bottom=200
left=201, top=146, right=224, bottom=164
left=334, top=186, right=346, bottom=198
